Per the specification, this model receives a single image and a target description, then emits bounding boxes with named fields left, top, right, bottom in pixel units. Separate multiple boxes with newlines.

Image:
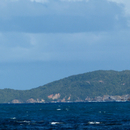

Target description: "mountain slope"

left=0, top=70, right=130, bottom=103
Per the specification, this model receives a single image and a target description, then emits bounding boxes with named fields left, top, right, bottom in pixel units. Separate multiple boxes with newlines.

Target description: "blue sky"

left=0, top=0, right=130, bottom=90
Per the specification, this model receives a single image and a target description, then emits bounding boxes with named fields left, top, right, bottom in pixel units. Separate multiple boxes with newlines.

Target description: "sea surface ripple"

left=0, top=102, right=130, bottom=129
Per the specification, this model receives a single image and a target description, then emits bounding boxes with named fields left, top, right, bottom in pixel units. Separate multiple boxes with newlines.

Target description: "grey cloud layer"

left=0, top=0, right=128, bottom=33
left=0, top=0, right=130, bottom=63
left=0, top=31, right=130, bottom=62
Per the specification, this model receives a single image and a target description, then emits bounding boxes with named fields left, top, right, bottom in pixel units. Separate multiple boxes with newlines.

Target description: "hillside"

left=0, top=70, right=130, bottom=103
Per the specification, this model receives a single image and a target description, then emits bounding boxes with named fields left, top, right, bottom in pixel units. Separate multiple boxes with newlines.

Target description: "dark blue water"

left=0, top=102, right=130, bottom=129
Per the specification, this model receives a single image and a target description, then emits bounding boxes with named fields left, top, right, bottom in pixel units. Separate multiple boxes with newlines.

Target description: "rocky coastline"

left=10, top=94, right=130, bottom=104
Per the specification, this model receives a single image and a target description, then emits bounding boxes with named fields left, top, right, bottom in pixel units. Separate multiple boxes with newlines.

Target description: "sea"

left=0, top=102, right=130, bottom=130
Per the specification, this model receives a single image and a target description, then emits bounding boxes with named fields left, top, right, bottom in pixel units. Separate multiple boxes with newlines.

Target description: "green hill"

left=0, top=70, right=130, bottom=103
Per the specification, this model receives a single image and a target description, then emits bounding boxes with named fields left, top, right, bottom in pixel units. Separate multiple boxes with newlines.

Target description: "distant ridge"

left=0, top=70, right=130, bottom=103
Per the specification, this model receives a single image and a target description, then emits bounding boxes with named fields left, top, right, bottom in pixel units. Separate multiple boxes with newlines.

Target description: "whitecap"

left=17, top=120, right=30, bottom=124
left=51, top=122, right=60, bottom=125
left=23, top=120, right=31, bottom=123
left=88, top=121, right=101, bottom=125
left=95, top=122, right=100, bottom=124
left=57, top=109, right=61, bottom=111
left=88, top=122, right=95, bottom=124
left=51, top=122, right=63, bottom=125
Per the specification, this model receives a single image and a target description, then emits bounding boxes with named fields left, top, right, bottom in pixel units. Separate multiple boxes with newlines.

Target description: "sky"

left=0, top=0, right=130, bottom=90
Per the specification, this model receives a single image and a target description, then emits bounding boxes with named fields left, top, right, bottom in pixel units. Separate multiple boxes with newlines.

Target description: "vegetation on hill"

left=0, top=70, right=130, bottom=103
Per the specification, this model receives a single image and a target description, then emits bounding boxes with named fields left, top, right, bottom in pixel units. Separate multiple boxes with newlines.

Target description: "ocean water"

left=0, top=103, right=130, bottom=129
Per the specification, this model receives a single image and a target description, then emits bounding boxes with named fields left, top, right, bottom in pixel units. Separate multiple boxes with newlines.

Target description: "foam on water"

left=51, top=122, right=62, bottom=125
left=88, top=121, right=101, bottom=125
left=57, top=108, right=61, bottom=111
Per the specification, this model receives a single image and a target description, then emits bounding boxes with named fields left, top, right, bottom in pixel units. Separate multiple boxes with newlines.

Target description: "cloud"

left=108, top=0, right=130, bottom=16
left=30, top=0, right=49, bottom=3
left=30, top=0, right=89, bottom=3
left=0, top=31, right=130, bottom=62
left=0, top=0, right=127, bottom=33
left=0, top=0, right=129, bottom=62
left=60, top=0, right=89, bottom=2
